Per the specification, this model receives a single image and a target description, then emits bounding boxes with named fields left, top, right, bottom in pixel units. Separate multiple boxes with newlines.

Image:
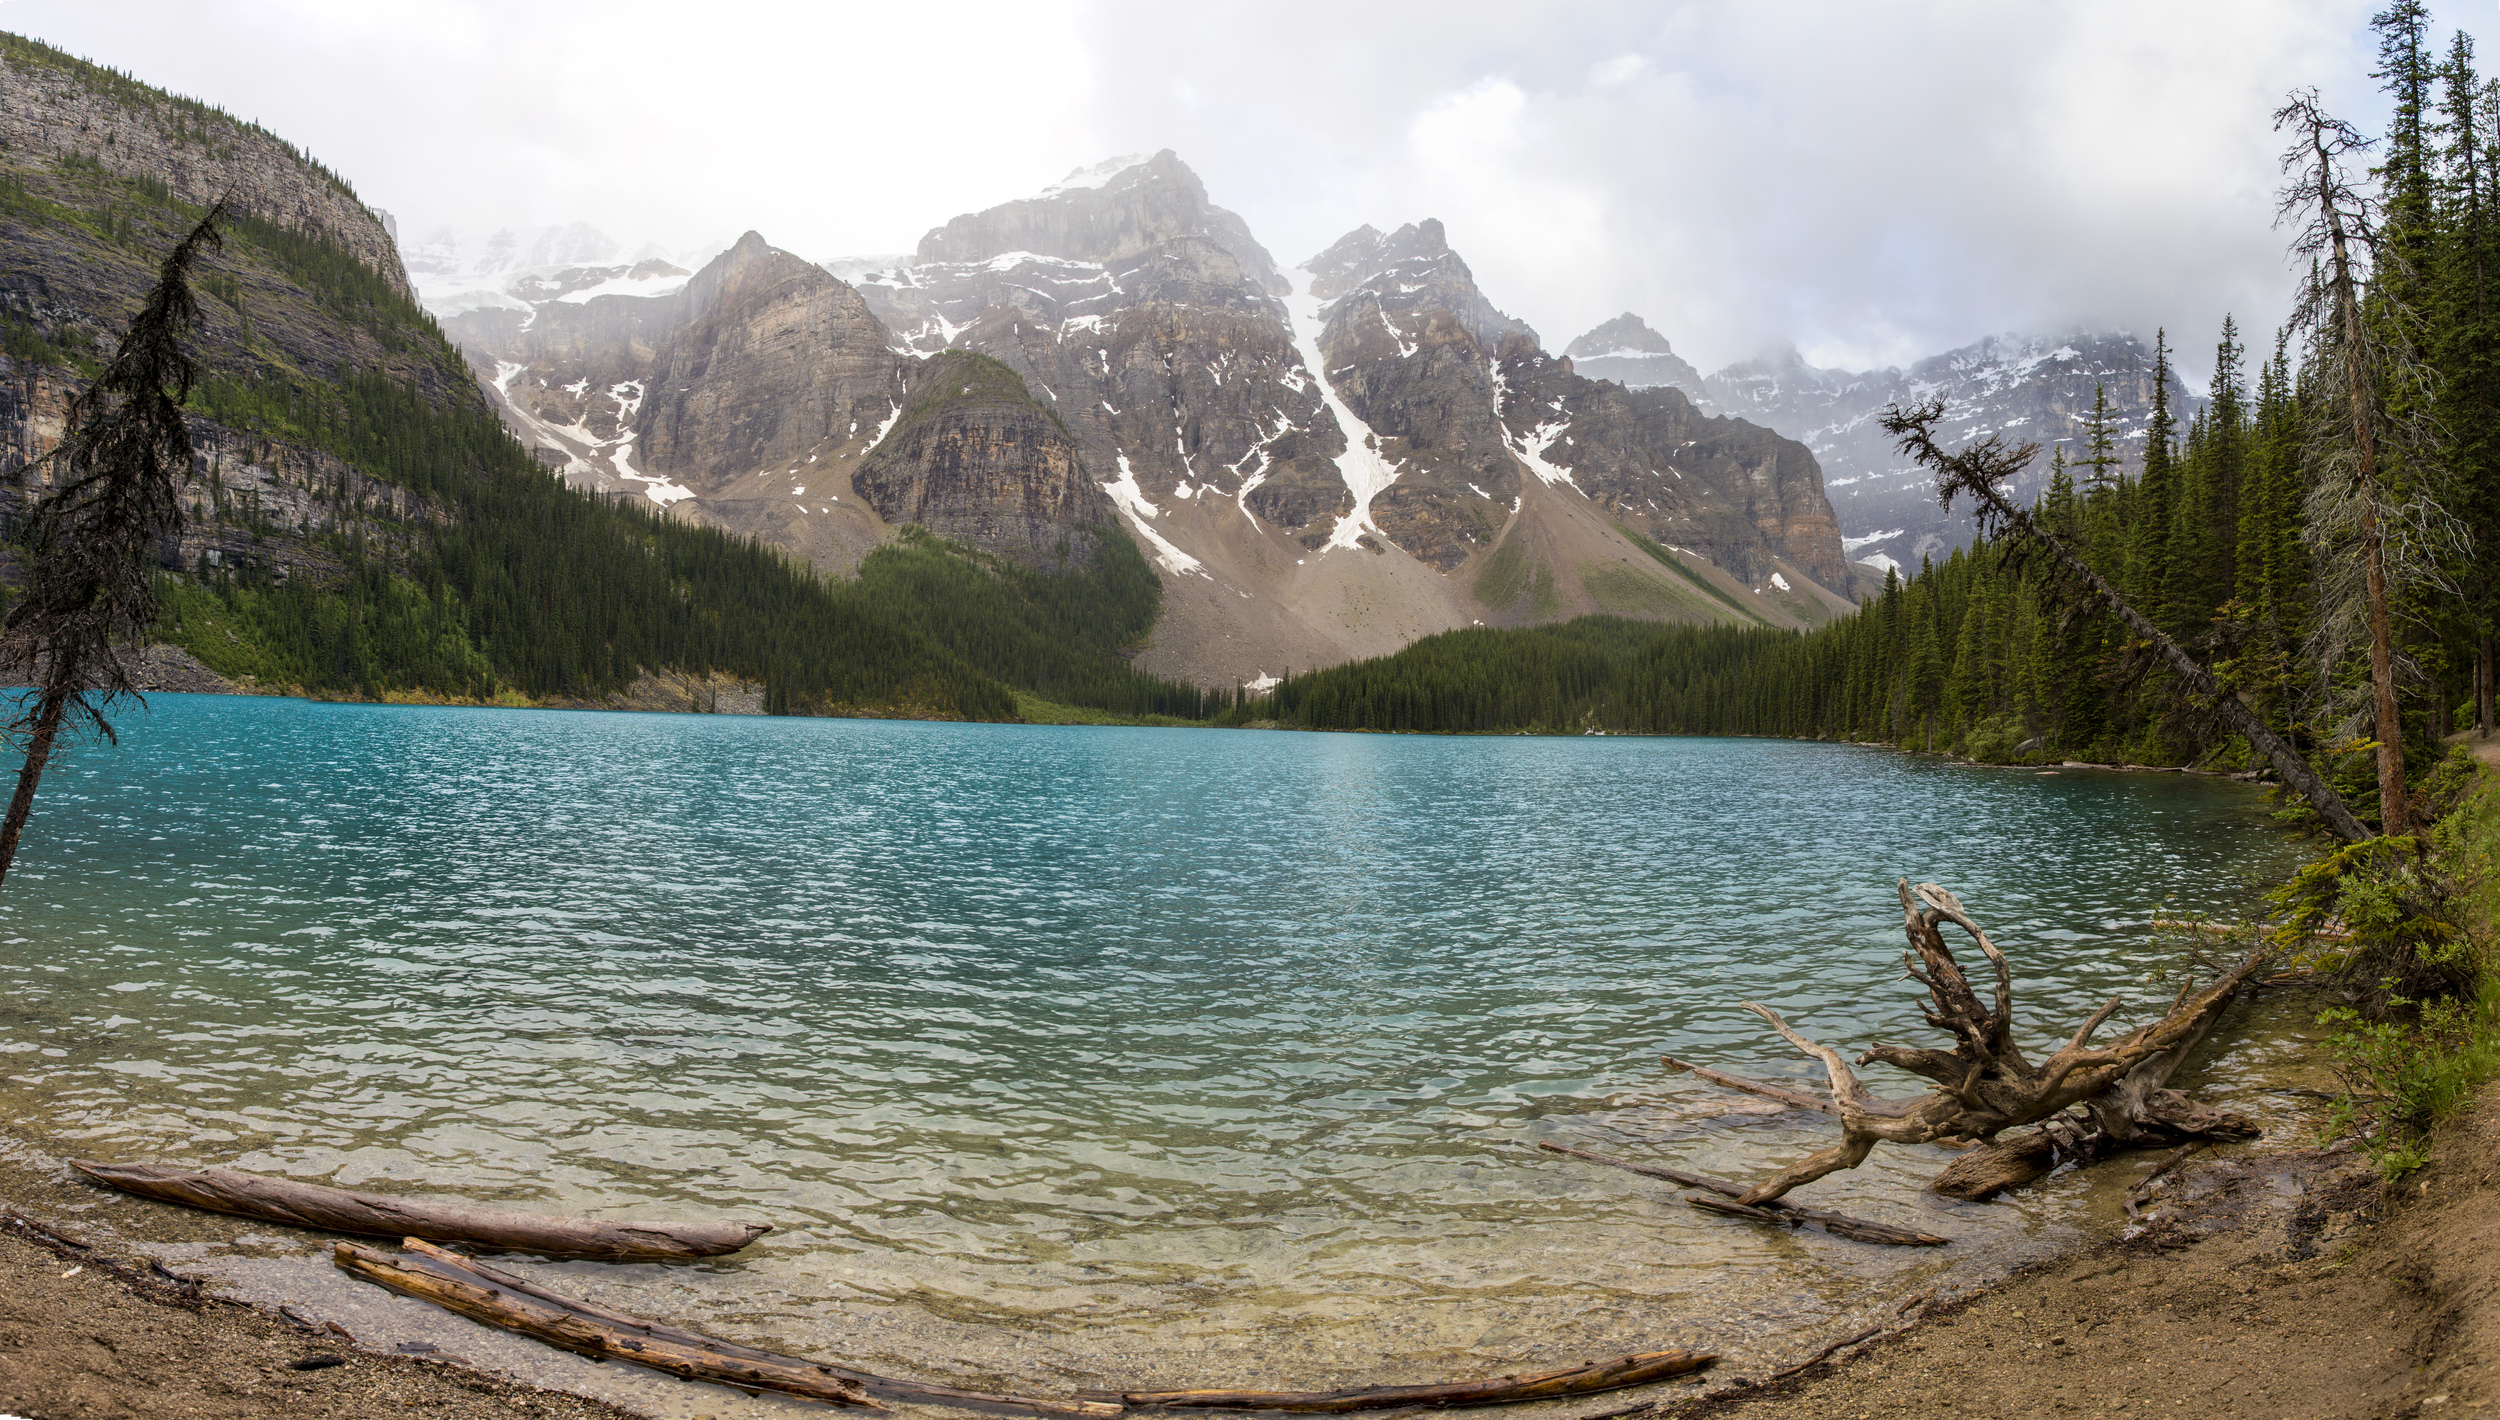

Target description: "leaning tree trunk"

left=0, top=677, right=75, bottom=888
left=1673, top=881, right=2260, bottom=1208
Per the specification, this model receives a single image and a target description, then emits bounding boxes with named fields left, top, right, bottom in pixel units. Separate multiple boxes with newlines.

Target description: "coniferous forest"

left=1236, top=8, right=2499, bottom=835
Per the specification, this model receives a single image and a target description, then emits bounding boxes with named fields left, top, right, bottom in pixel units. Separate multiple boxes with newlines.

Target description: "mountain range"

left=2, top=26, right=2195, bottom=704
left=434, top=151, right=1864, bottom=688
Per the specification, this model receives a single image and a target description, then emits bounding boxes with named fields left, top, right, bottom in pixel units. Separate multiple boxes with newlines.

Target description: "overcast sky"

left=6, top=0, right=2490, bottom=377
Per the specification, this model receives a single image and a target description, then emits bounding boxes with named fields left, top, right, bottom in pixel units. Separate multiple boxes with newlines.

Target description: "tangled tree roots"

left=1687, top=880, right=2261, bottom=1206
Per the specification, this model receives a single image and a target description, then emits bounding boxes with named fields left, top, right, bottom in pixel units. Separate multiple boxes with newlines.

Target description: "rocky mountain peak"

left=1565, top=313, right=1674, bottom=360
left=1303, top=219, right=1533, bottom=353
left=1303, top=219, right=1455, bottom=297
left=912, top=148, right=1284, bottom=293
left=1562, top=313, right=1705, bottom=398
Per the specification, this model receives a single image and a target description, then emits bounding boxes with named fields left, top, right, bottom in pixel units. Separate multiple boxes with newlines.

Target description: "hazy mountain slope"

left=0, top=33, right=411, bottom=300
left=1562, top=313, right=1706, bottom=400
left=1704, top=331, right=2196, bottom=571
left=1567, top=309, right=2200, bottom=573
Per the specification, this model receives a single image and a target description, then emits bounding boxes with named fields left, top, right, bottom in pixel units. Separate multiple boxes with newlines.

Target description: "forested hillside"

left=1239, top=10, right=2499, bottom=835
left=1, top=33, right=1216, bottom=721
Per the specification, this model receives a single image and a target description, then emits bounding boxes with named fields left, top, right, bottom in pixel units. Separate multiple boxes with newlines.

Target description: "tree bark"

left=2314, top=120, right=2412, bottom=837
left=72, top=1160, right=768, bottom=1261
left=1535, top=1141, right=1948, bottom=1246
left=2470, top=635, right=2490, bottom=745
left=335, top=1241, right=888, bottom=1410
left=0, top=681, right=73, bottom=888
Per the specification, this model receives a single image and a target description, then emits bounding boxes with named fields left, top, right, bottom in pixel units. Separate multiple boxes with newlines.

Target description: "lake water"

left=0, top=696, right=2304, bottom=1407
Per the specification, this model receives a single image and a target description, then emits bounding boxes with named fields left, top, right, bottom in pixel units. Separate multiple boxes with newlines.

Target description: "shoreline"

left=0, top=981, right=2353, bottom=1420
left=1655, top=1079, right=2500, bottom=1419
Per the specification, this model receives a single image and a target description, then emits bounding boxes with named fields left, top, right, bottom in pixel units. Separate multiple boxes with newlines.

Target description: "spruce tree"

left=0, top=206, right=225, bottom=885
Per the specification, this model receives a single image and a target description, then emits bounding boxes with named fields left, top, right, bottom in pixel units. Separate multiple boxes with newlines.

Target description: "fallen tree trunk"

left=73, top=1161, right=767, bottom=1261
left=1080, top=1348, right=1715, bottom=1412
left=1665, top=881, right=2262, bottom=1208
left=336, top=1238, right=1125, bottom=1415
left=337, top=1238, right=1711, bottom=1416
left=1534, top=1141, right=1946, bottom=1246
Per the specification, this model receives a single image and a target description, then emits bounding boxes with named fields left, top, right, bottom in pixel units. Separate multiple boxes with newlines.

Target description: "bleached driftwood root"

left=1683, top=880, right=2260, bottom=1207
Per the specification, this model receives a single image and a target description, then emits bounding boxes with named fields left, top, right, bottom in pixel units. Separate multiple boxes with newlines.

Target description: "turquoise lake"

left=0, top=695, right=2305, bottom=1399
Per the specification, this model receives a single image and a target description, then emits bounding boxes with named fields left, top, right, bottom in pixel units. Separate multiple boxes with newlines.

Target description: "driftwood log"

left=1534, top=1141, right=1946, bottom=1246
left=335, top=1238, right=1716, bottom=1416
left=1078, top=1349, right=1716, bottom=1412
left=1672, top=881, right=2260, bottom=1207
left=74, top=1161, right=767, bottom=1261
left=337, top=1238, right=1129, bottom=1415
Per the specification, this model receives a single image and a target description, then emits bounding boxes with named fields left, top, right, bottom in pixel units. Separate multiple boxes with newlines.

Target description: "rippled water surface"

left=0, top=697, right=2301, bottom=1394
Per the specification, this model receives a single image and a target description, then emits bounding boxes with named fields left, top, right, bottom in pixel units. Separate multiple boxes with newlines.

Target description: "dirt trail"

left=1656, top=1081, right=2500, bottom=1420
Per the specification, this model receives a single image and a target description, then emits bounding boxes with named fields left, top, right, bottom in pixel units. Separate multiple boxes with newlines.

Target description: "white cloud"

left=5, top=0, right=2486, bottom=380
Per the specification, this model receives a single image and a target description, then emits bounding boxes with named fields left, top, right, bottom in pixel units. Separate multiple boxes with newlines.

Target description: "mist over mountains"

left=1558, top=314, right=2199, bottom=572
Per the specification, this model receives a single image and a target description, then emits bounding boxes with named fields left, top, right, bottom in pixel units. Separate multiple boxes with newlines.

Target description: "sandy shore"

left=5, top=1056, right=2485, bottom=1420
left=1650, top=1082, right=2500, bottom=1420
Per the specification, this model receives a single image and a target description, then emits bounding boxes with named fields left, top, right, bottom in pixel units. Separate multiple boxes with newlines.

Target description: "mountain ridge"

left=441, top=153, right=1861, bottom=687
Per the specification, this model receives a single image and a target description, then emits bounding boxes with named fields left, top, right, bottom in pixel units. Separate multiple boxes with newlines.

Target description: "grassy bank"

left=2302, top=746, right=2500, bottom=1176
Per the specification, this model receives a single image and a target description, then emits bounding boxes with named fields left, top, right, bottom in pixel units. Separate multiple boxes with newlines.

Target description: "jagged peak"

left=1565, top=313, right=1676, bottom=361
left=1038, top=152, right=1156, bottom=198
left=911, top=148, right=1281, bottom=290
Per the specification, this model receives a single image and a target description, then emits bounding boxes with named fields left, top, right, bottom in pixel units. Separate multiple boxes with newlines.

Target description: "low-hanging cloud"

left=5, top=0, right=2476, bottom=379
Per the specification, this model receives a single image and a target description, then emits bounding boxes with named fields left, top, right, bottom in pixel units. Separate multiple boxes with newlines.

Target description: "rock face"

left=0, top=34, right=412, bottom=299
left=442, top=233, right=1121, bottom=577
left=434, top=153, right=1860, bottom=685
left=1563, top=314, right=1706, bottom=399
left=914, top=150, right=1286, bottom=293
left=0, top=32, right=478, bottom=599
left=855, top=351, right=1110, bottom=567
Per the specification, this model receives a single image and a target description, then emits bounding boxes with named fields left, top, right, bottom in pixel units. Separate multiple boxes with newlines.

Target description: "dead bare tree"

left=2275, top=90, right=2464, bottom=838
left=1667, top=880, right=2262, bottom=1207
left=0, top=204, right=225, bottom=886
left=1880, top=399, right=2372, bottom=844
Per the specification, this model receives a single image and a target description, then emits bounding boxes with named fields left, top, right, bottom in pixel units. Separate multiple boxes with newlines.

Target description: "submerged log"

left=1665, top=880, right=2265, bottom=1208
left=1083, top=1348, right=1715, bottom=1412
left=1535, top=1141, right=1946, bottom=1246
left=336, top=1239, right=1124, bottom=1416
left=72, top=1161, right=767, bottom=1262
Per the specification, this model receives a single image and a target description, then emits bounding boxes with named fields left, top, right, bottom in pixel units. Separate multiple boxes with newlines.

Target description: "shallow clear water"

left=0, top=696, right=2300, bottom=1394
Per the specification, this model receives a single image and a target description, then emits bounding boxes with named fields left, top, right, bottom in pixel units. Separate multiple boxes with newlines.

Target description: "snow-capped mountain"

left=408, top=222, right=727, bottom=320
left=425, top=155, right=1859, bottom=686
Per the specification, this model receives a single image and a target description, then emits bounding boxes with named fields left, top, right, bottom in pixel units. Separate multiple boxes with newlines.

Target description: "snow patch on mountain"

left=1103, top=453, right=1210, bottom=577
left=1040, top=154, right=1150, bottom=198
left=1285, top=269, right=1405, bottom=552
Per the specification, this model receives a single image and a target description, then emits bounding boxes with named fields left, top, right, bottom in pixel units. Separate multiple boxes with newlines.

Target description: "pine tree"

left=2127, top=330, right=2180, bottom=620
left=0, top=206, right=226, bottom=885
